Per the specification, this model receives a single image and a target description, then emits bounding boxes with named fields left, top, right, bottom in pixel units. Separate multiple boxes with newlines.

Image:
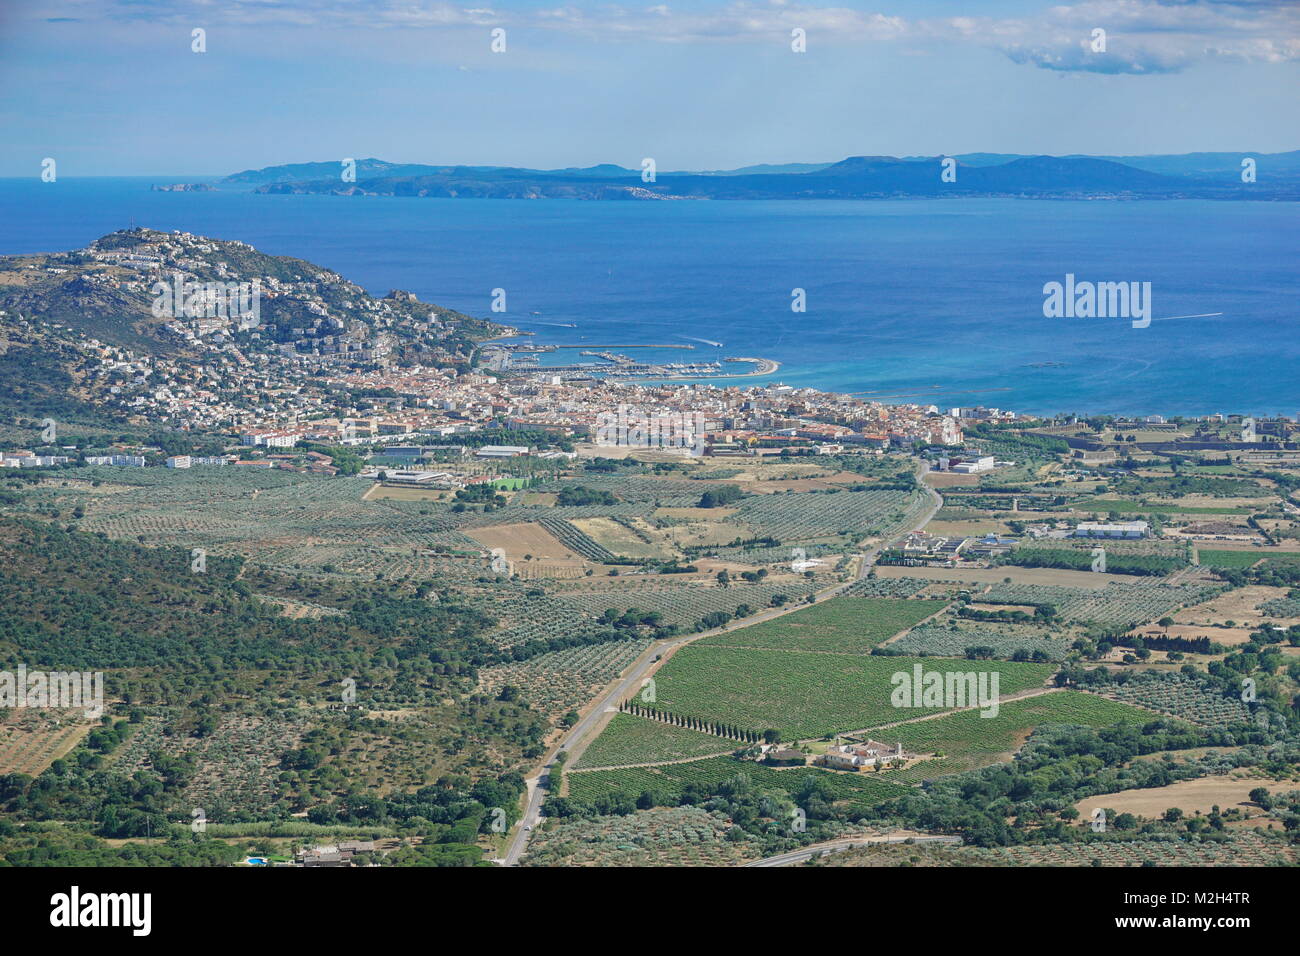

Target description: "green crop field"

left=885, top=691, right=1156, bottom=783
left=694, top=597, right=947, bottom=654
left=572, top=713, right=736, bottom=768
left=649, top=647, right=1057, bottom=740
left=566, top=754, right=909, bottom=810
left=1199, top=549, right=1300, bottom=570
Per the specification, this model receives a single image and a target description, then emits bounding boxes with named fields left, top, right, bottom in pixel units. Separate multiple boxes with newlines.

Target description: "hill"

left=0, top=228, right=501, bottom=431
left=242, top=152, right=1299, bottom=201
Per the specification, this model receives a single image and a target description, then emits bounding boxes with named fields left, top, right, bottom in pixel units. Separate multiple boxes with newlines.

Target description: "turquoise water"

left=1, top=177, right=1295, bottom=416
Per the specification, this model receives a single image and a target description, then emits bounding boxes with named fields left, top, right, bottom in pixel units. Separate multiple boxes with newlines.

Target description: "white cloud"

left=34, top=0, right=1300, bottom=73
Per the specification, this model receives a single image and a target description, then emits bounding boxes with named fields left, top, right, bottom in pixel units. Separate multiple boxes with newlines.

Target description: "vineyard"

left=536, top=516, right=616, bottom=562
left=695, top=597, right=948, bottom=655
left=465, top=576, right=819, bottom=651
left=731, top=488, right=918, bottom=542
left=565, top=753, right=909, bottom=811
left=1200, top=549, right=1300, bottom=572
left=886, top=624, right=1070, bottom=662
left=707, top=542, right=839, bottom=565
left=1100, top=673, right=1253, bottom=727
left=477, top=640, right=652, bottom=721
left=885, top=691, right=1152, bottom=784
left=555, top=580, right=819, bottom=632
left=572, top=713, right=737, bottom=768
left=840, top=576, right=932, bottom=599
left=980, top=581, right=1224, bottom=628
left=650, top=646, right=1057, bottom=740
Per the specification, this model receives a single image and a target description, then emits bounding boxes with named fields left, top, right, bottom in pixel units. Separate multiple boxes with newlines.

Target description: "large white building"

left=1073, top=521, right=1149, bottom=539
left=240, top=430, right=302, bottom=448
left=951, top=455, right=996, bottom=474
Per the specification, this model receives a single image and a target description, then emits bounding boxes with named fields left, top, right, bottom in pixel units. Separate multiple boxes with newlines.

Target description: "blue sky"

left=1, top=0, right=1296, bottom=175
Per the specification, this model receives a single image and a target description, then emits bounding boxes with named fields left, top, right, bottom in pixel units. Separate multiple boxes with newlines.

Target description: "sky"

left=0, top=0, right=1296, bottom=175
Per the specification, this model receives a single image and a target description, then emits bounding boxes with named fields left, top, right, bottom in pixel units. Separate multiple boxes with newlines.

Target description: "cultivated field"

left=363, top=484, right=454, bottom=502
left=572, top=713, right=736, bottom=769
left=466, top=522, right=586, bottom=567
left=1100, top=673, right=1252, bottom=727
left=571, top=516, right=677, bottom=560
left=1173, top=585, right=1300, bottom=629
left=0, top=710, right=94, bottom=776
left=874, top=565, right=1130, bottom=588
left=695, top=597, right=948, bottom=655
left=885, top=691, right=1154, bottom=784
left=477, top=641, right=652, bottom=723
left=649, top=647, right=1056, bottom=740
left=887, top=624, right=1070, bottom=661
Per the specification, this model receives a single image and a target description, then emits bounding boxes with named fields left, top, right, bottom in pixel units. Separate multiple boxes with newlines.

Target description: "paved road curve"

left=743, top=833, right=962, bottom=868
left=501, top=469, right=944, bottom=866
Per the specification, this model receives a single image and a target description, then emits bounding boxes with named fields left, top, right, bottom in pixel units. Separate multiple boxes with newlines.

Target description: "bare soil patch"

left=924, top=472, right=981, bottom=488
left=1174, top=585, right=1299, bottom=629
left=1076, top=777, right=1296, bottom=821
left=467, top=522, right=586, bottom=566
left=364, top=484, right=453, bottom=502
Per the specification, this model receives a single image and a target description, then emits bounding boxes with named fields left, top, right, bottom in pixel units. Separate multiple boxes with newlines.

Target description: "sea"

left=1, top=176, right=1296, bottom=418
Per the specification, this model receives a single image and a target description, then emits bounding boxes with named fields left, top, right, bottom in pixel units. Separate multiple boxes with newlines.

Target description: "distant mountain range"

left=212, top=151, right=1300, bottom=201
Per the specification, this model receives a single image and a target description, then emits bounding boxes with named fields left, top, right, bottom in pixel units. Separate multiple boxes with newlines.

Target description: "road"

left=500, top=468, right=944, bottom=866
left=742, top=833, right=962, bottom=867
